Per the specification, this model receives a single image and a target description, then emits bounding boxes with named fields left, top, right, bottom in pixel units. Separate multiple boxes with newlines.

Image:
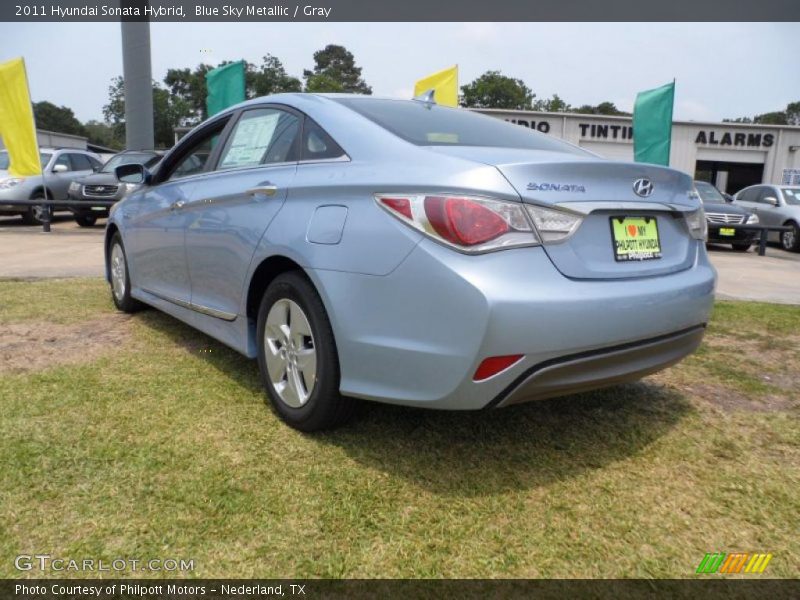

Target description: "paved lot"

left=1, top=216, right=799, bottom=304
left=0, top=216, right=105, bottom=279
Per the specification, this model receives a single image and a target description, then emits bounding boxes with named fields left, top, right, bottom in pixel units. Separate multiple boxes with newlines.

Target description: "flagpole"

left=21, top=57, right=49, bottom=231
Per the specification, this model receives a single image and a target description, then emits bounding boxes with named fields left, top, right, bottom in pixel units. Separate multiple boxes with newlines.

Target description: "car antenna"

left=412, top=89, right=436, bottom=109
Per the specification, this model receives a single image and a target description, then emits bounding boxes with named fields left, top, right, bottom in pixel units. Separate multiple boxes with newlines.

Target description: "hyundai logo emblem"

left=633, top=178, right=654, bottom=198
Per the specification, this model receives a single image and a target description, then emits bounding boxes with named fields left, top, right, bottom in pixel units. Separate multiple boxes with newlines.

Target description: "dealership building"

left=477, top=109, right=800, bottom=193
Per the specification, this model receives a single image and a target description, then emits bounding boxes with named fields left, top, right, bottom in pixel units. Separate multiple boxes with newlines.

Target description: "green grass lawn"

left=0, top=279, right=797, bottom=578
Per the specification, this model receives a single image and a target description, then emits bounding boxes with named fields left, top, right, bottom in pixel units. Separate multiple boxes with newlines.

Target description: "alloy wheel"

left=263, top=298, right=317, bottom=408
left=110, top=243, right=127, bottom=301
left=782, top=227, right=796, bottom=251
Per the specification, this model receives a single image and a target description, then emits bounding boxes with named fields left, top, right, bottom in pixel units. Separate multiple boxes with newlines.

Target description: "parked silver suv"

left=0, top=148, right=103, bottom=224
left=735, top=184, right=800, bottom=252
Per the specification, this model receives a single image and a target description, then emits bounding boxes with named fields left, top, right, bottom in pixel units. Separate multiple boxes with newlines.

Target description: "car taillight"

left=375, top=194, right=539, bottom=253
left=524, top=204, right=583, bottom=243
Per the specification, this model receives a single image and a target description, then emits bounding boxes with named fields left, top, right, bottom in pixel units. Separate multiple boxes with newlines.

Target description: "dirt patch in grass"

left=0, top=313, right=132, bottom=374
left=676, top=381, right=795, bottom=412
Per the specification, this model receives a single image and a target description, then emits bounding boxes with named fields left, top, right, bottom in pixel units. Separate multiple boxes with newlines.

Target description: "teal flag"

left=206, top=61, right=246, bottom=116
left=633, top=81, right=675, bottom=166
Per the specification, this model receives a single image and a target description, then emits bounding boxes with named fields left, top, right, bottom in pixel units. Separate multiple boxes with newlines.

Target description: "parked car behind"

left=0, top=148, right=102, bottom=224
left=68, top=150, right=162, bottom=226
left=694, top=180, right=759, bottom=251
left=105, top=93, right=716, bottom=431
left=735, top=184, right=800, bottom=252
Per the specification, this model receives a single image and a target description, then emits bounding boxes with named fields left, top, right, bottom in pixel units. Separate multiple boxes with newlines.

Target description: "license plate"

left=610, top=216, right=662, bottom=262
left=719, top=227, right=735, bottom=236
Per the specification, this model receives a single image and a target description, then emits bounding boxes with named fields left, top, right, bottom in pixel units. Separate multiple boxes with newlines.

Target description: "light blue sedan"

left=106, top=94, right=716, bottom=431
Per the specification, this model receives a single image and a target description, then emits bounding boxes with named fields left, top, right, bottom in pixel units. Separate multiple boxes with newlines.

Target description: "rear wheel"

left=256, top=271, right=356, bottom=431
left=731, top=242, right=751, bottom=252
left=781, top=222, right=800, bottom=252
left=75, top=214, right=98, bottom=227
left=108, top=233, right=143, bottom=313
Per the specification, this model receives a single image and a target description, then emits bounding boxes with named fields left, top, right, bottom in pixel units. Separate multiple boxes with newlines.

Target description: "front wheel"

left=75, top=214, right=98, bottom=227
left=256, top=271, right=356, bottom=431
left=108, top=233, right=143, bottom=313
left=781, top=222, right=800, bottom=252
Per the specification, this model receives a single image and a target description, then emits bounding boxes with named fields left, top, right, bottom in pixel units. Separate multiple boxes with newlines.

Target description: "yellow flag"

left=414, top=65, right=458, bottom=108
left=0, top=58, right=41, bottom=176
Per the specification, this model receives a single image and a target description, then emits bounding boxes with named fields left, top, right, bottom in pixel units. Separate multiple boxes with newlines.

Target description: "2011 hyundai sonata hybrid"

left=106, top=93, right=716, bottom=431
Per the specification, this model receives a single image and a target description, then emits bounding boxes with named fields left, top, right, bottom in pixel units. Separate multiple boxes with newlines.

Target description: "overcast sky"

left=2, top=22, right=798, bottom=123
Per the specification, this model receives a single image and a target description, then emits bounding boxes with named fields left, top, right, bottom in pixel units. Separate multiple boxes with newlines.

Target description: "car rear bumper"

left=490, top=325, right=705, bottom=408
left=311, top=238, right=716, bottom=410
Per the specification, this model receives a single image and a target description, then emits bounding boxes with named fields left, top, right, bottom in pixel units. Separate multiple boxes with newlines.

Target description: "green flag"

left=633, top=81, right=675, bottom=166
left=206, top=61, right=246, bottom=116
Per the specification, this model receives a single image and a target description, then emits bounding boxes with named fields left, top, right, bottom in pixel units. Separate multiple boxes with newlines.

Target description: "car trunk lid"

left=427, top=146, right=700, bottom=280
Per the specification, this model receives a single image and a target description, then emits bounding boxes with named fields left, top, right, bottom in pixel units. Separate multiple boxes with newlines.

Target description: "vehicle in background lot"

left=105, top=94, right=715, bottom=431
left=0, top=148, right=102, bottom=224
left=735, top=184, right=800, bottom=252
left=68, top=150, right=162, bottom=227
left=694, top=180, right=759, bottom=252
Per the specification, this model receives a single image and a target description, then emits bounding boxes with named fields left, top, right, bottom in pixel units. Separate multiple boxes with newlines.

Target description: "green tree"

left=460, top=71, right=535, bottom=110
left=32, top=101, right=86, bottom=137
left=534, top=94, right=571, bottom=112
left=754, top=111, right=788, bottom=125
left=84, top=120, right=120, bottom=150
left=251, top=54, right=302, bottom=97
left=164, top=55, right=302, bottom=124
left=103, top=76, right=192, bottom=149
left=303, top=44, right=371, bottom=94
left=574, top=101, right=629, bottom=116
left=786, top=102, right=800, bottom=126
left=725, top=101, right=799, bottom=126
left=163, top=64, right=214, bottom=124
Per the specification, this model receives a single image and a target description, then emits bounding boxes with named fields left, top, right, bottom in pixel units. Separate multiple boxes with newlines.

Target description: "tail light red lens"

left=380, top=197, right=413, bottom=220
left=376, top=194, right=539, bottom=253
left=473, top=354, right=524, bottom=381
left=424, top=196, right=509, bottom=246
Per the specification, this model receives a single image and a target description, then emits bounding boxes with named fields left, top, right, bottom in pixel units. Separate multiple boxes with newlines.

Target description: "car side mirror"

left=763, top=196, right=779, bottom=207
left=52, top=164, right=68, bottom=173
left=116, top=163, right=150, bottom=185
left=723, top=193, right=733, bottom=203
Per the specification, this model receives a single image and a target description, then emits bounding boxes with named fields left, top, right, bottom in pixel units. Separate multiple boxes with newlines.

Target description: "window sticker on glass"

left=220, top=112, right=280, bottom=169
left=427, top=132, right=459, bottom=144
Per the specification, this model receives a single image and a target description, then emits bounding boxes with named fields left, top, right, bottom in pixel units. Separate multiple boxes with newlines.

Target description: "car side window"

left=88, top=156, right=103, bottom=170
left=70, top=154, right=93, bottom=171
left=217, top=108, right=300, bottom=170
left=164, top=119, right=229, bottom=182
left=738, top=187, right=759, bottom=203
left=302, top=119, right=346, bottom=161
left=756, top=187, right=776, bottom=204
left=53, top=154, right=71, bottom=171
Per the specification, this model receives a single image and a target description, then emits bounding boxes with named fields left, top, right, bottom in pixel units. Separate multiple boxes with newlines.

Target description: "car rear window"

left=333, top=97, right=587, bottom=155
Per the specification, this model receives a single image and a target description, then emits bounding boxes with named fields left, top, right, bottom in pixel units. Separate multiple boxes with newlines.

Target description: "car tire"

left=75, top=215, right=98, bottom=227
left=781, top=221, right=800, bottom=253
left=731, top=242, right=751, bottom=252
left=108, top=232, right=143, bottom=313
left=256, top=271, right=356, bottom=432
left=21, top=192, right=47, bottom=225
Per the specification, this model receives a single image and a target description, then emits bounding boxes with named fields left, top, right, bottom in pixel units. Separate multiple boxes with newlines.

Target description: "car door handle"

left=170, top=200, right=185, bottom=211
left=247, top=185, right=278, bottom=197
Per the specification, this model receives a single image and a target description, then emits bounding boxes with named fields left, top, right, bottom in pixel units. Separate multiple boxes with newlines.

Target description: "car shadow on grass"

left=321, top=383, right=693, bottom=496
left=138, top=309, right=694, bottom=497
